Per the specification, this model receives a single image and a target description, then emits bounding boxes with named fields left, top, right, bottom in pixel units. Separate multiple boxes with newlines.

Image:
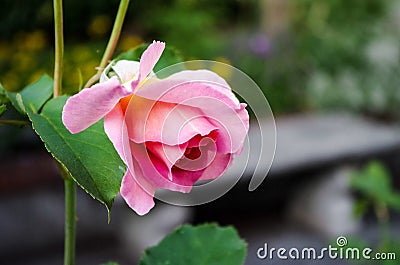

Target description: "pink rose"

left=62, top=41, right=249, bottom=215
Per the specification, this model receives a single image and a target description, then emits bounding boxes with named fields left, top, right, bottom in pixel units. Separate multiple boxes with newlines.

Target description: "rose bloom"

left=62, top=41, right=249, bottom=215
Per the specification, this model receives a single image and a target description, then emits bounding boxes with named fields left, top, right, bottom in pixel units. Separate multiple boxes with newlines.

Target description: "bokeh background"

left=1, top=0, right=400, bottom=264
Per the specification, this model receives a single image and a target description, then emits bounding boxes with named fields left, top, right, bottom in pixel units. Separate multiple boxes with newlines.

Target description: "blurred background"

left=1, top=0, right=400, bottom=264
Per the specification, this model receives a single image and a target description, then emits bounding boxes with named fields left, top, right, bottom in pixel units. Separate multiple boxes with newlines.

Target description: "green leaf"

left=0, top=86, right=9, bottom=104
left=115, top=44, right=146, bottom=61
left=0, top=74, right=53, bottom=115
left=99, top=262, right=119, bottom=265
left=116, top=43, right=184, bottom=72
left=0, top=104, right=6, bottom=117
left=27, top=96, right=126, bottom=216
left=139, top=224, right=247, bottom=265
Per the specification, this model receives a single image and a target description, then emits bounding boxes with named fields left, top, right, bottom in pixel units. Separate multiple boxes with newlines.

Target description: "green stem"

left=63, top=171, right=77, bottom=265
left=53, top=0, right=64, bottom=98
left=84, top=0, right=131, bottom=88
left=0, top=119, right=30, bottom=126
left=53, top=0, right=75, bottom=264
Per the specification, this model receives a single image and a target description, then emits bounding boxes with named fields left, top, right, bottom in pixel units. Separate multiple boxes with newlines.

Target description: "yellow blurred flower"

left=88, top=15, right=112, bottom=38
left=24, top=31, right=47, bottom=51
left=12, top=52, right=36, bottom=72
left=70, top=45, right=93, bottom=63
left=118, top=35, right=143, bottom=52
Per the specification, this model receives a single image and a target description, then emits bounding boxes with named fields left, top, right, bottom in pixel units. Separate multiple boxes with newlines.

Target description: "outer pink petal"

left=131, top=41, right=165, bottom=91
left=62, top=76, right=130, bottom=134
left=104, top=104, right=131, bottom=165
left=120, top=169, right=155, bottom=216
left=125, top=96, right=218, bottom=145
left=165, top=70, right=231, bottom=90
left=211, top=102, right=249, bottom=154
left=136, top=78, right=240, bottom=110
left=104, top=105, right=157, bottom=215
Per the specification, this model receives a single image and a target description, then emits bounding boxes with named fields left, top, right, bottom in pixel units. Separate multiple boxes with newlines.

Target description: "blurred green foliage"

left=350, top=161, right=400, bottom=265
left=0, top=0, right=122, bottom=39
left=234, top=0, right=400, bottom=115
left=0, top=0, right=250, bottom=94
left=0, top=0, right=399, bottom=116
left=130, top=0, right=258, bottom=58
left=291, top=0, right=387, bottom=72
left=351, top=161, right=400, bottom=216
left=301, top=0, right=400, bottom=119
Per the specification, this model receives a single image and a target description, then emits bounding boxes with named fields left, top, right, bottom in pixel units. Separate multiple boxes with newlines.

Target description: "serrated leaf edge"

left=27, top=103, right=115, bottom=220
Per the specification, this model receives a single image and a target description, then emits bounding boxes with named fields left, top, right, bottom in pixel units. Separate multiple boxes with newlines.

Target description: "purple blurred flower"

left=249, top=33, right=272, bottom=57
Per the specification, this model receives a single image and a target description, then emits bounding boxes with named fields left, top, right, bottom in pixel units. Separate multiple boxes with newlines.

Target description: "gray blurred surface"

left=228, top=112, right=400, bottom=180
left=1, top=112, right=399, bottom=264
left=271, top=113, right=400, bottom=174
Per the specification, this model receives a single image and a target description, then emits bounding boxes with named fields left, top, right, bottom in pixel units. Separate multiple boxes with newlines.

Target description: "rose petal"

left=135, top=72, right=249, bottom=153
left=173, top=136, right=216, bottom=171
left=136, top=78, right=240, bottom=110
left=199, top=153, right=233, bottom=180
left=170, top=165, right=205, bottom=189
left=149, top=94, right=248, bottom=154
left=111, top=60, right=140, bottom=84
left=165, top=69, right=231, bottom=89
left=125, top=96, right=218, bottom=145
left=62, top=76, right=131, bottom=134
left=146, top=141, right=187, bottom=169
left=105, top=104, right=157, bottom=215
left=130, top=141, right=192, bottom=193
left=131, top=41, right=165, bottom=91
left=210, top=102, right=249, bottom=154
left=120, top=167, right=156, bottom=216
left=186, top=130, right=218, bottom=148
left=104, top=104, right=131, bottom=165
